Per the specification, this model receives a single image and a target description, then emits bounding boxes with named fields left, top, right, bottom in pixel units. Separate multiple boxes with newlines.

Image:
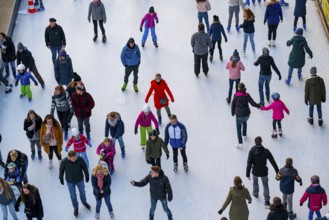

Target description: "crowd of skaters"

left=0, top=0, right=327, bottom=219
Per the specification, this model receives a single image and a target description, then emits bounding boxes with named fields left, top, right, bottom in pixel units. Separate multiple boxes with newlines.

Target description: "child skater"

left=140, top=6, right=159, bottom=48
left=145, top=130, right=169, bottom=168
left=96, top=138, right=116, bottom=175
left=15, top=64, right=38, bottom=102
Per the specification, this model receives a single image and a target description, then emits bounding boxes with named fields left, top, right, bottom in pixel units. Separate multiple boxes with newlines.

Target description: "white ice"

left=0, top=0, right=329, bottom=219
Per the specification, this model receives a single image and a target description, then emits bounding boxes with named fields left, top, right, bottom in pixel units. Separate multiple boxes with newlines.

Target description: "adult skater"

left=264, top=0, right=283, bottom=47
left=285, top=28, right=312, bottom=86
left=59, top=150, right=91, bottom=217
left=0, top=178, right=18, bottom=220
left=305, top=67, right=326, bottom=126
left=0, top=53, right=13, bottom=94
left=191, top=23, right=212, bottom=77
left=267, top=197, right=288, bottom=220
left=146, top=129, right=169, bottom=168
left=130, top=166, right=173, bottom=220
left=196, top=0, right=211, bottom=32
left=4, top=150, right=29, bottom=185
left=16, top=42, right=45, bottom=89
left=164, top=114, right=188, bottom=172
left=254, top=47, right=281, bottom=106
left=240, top=8, right=256, bottom=55
left=227, top=0, right=244, bottom=32
left=88, top=0, right=107, bottom=43
left=54, top=50, right=73, bottom=86
left=145, top=73, right=174, bottom=125
left=218, top=176, right=252, bottom=220
left=120, top=38, right=141, bottom=92
left=140, top=6, right=159, bottom=48
left=246, top=136, right=279, bottom=207
left=0, top=32, right=16, bottom=79
left=44, top=18, right=66, bottom=65
left=231, top=83, right=260, bottom=147
left=209, top=15, right=227, bottom=62
left=71, top=84, right=95, bottom=140
left=66, top=72, right=83, bottom=128
left=293, top=0, right=307, bottom=31
left=105, top=112, right=126, bottom=158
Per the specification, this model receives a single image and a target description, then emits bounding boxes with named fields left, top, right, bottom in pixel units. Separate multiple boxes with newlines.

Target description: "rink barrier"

left=315, top=0, right=329, bottom=41
left=6, top=0, right=22, bottom=37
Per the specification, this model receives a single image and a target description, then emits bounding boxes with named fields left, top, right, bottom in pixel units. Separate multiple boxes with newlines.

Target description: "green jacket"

left=305, top=75, right=326, bottom=104
left=221, top=186, right=252, bottom=220
left=145, top=137, right=169, bottom=161
left=287, top=35, right=312, bottom=68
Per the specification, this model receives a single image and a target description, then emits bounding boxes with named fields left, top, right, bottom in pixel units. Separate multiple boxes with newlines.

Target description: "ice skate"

left=102, top=35, right=107, bottom=43
left=173, top=163, right=178, bottom=172
left=226, top=97, right=231, bottom=104
left=121, top=82, right=127, bottom=91
left=31, top=151, right=35, bottom=160
left=319, top=119, right=323, bottom=127
left=272, top=40, right=276, bottom=47
left=141, top=43, right=145, bottom=48
left=5, top=86, right=12, bottom=93
left=226, top=25, right=231, bottom=32
left=28, top=98, right=32, bottom=102
left=252, top=193, right=259, bottom=199
left=95, top=213, right=100, bottom=220
left=298, top=72, right=302, bottom=80
left=265, top=201, right=270, bottom=209
left=109, top=211, right=115, bottom=219
left=133, top=84, right=138, bottom=93
left=93, top=34, right=98, bottom=42
left=278, top=129, right=283, bottom=137
left=183, top=162, right=188, bottom=172
left=121, top=150, right=126, bottom=159
left=220, top=55, right=223, bottom=61
left=303, top=24, right=307, bottom=30
left=158, top=116, right=162, bottom=126
left=153, top=41, right=158, bottom=48
left=271, top=130, right=277, bottom=139
left=307, top=117, right=313, bottom=125
left=209, top=55, right=213, bottom=62
left=38, top=151, right=42, bottom=160
left=268, top=40, right=272, bottom=47
left=285, top=78, right=291, bottom=86
left=48, top=160, right=53, bottom=169
left=235, top=25, right=240, bottom=32
left=83, top=203, right=91, bottom=210
left=288, top=211, right=296, bottom=220
left=74, top=208, right=78, bottom=217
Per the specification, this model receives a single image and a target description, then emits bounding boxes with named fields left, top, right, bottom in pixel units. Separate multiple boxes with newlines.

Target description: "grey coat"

left=51, top=92, right=73, bottom=115
left=191, top=30, right=212, bottom=55
left=88, top=2, right=106, bottom=22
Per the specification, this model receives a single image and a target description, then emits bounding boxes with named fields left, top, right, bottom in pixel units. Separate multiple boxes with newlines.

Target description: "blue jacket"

left=6, top=167, right=21, bottom=184
left=276, top=165, right=302, bottom=194
left=294, top=0, right=307, bottom=17
left=105, top=118, right=125, bottom=138
left=15, top=71, right=37, bottom=86
left=120, top=43, right=141, bottom=67
left=264, top=2, right=283, bottom=25
left=54, top=55, right=73, bottom=86
left=164, top=121, right=188, bottom=148
left=209, top=22, right=227, bottom=42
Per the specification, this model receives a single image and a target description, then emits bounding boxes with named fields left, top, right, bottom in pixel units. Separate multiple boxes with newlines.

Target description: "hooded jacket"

left=267, top=204, right=288, bottom=220
left=191, top=30, right=212, bottom=55
left=16, top=47, right=35, bottom=69
left=54, top=55, right=73, bottom=86
left=120, top=41, right=141, bottom=67
left=15, top=186, right=43, bottom=218
left=254, top=52, right=280, bottom=76
left=44, top=24, right=66, bottom=47
left=146, top=136, right=169, bottom=161
left=264, top=1, right=283, bottom=25
left=276, top=165, right=302, bottom=194
left=145, top=79, right=174, bottom=109
left=261, top=99, right=289, bottom=120
left=300, top=184, right=327, bottom=211
left=105, top=113, right=125, bottom=138
left=287, top=35, right=312, bottom=68
left=246, top=144, right=279, bottom=177
left=231, top=91, right=259, bottom=117
left=88, top=1, right=106, bottom=22
left=305, top=75, right=326, bottom=105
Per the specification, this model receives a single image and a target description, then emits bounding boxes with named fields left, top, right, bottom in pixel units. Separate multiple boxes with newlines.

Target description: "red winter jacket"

left=145, top=79, right=174, bottom=109
left=300, top=184, right=327, bottom=211
left=66, top=135, right=90, bottom=153
left=72, top=92, right=95, bottom=119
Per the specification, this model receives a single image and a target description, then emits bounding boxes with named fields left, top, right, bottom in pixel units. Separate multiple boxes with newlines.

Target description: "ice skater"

left=140, top=6, right=159, bottom=48
left=88, top=0, right=107, bottom=43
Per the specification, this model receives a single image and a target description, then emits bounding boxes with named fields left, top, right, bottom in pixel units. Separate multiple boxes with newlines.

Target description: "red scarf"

left=96, top=172, right=104, bottom=191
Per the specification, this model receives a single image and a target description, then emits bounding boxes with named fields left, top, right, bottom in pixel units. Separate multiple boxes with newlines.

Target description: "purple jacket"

left=140, top=13, right=158, bottom=28
left=261, top=99, right=289, bottom=120
left=135, top=111, right=159, bottom=129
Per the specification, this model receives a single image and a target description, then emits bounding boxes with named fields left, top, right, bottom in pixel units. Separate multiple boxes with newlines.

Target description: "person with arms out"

left=15, top=64, right=38, bottom=102
left=105, top=112, right=126, bottom=158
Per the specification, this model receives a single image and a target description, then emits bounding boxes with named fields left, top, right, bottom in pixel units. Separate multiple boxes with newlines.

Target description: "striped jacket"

left=51, top=92, right=72, bottom=115
left=66, top=135, right=90, bottom=153
left=164, top=122, right=188, bottom=148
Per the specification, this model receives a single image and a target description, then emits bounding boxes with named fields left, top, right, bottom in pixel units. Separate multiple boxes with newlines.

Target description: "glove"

left=322, top=99, right=326, bottom=103
left=65, top=147, right=69, bottom=152
left=278, top=75, right=282, bottom=80
left=86, top=178, right=89, bottom=183
left=248, top=201, right=252, bottom=204
left=88, top=143, right=92, bottom=148
left=156, top=128, right=160, bottom=135
left=15, top=206, right=19, bottom=212
left=225, top=39, right=228, bottom=43
left=88, top=18, right=91, bottom=23
left=34, top=81, right=38, bottom=86
left=166, top=154, right=169, bottom=160
left=305, top=100, right=308, bottom=106
left=300, top=203, right=303, bottom=206
left=140, top=26, right=143, bottom=32
left=218, top=209, right=223, bottom=215
left=134, top=128, right=138, bottom=135
left=60, top=179, right=64, bottom=185
left=15, top=81, right=19, bottom=87
left=146, top=160, right=151, bottom=164
left=300, top=181, right=303, bottom=186
left=309, top=54, right=313, bottom=59
left=168, top=197, right=172, bottom=202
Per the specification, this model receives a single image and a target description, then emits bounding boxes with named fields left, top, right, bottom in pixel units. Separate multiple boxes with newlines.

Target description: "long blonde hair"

left=92, top=164, right=109, bottom=176
left=0, top=178, right=12, bottom=200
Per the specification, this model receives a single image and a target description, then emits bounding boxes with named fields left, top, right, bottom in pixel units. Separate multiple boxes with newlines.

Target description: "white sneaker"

left=48, top=160, right=53, bottom=169
left=235, top=143, right=243, bottom=148
left=268, top=40, right=272, bottom=47
left=272, top=40, right=276, bottom=47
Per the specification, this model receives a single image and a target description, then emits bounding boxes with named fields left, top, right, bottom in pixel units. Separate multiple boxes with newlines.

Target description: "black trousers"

left=93, top=20, right=105, bottom=35
left=49, top=145, right=62, bottom=160
left=194, top=53, right=209, bottom=75
left=173, top=148, right=187, bottom=164
left=294, top=16, right=306, bottom=26
left=210, top=40, right=222, bottom=56
left=124, top=65, right=139, bottom=84
left=57, top=110, right=69, bottom=132
left=150, top=157, right=161, bottom=168
left=268, top=24, right=278, bottom=40
left=272, top=120, right=282, bottom=130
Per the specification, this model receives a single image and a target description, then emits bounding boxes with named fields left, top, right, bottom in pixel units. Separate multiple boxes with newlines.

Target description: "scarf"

left=46, top=124, right=55, bottom=139
left=108, top=118, right=118, bottom=127
left=93, top=0, right=101, bottom=7
left=96, top=172, right=105, bottom=191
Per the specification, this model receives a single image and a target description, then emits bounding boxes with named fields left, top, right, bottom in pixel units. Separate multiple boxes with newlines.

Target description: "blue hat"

left=59, top=50, right=66, bottom=57
left=271, top=92, right=280, bottom=100
left=295, top=28, right=303, bottom=36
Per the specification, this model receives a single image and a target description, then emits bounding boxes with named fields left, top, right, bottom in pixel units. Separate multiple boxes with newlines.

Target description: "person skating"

left=300, top=175, right=327, bottom=220
left=15, top=64, right=38, bottom=102
left=23, top=110, right=43, bottom=160
left=51, top=85, right=73, bottom=140
left=246, top=136, right=279, bottom=207
left=0, top=178, right=18, bottom=220
left=218, top=176, right=252, bottom=220
left=209, top=15, right=227, bottom=62
left=65, top=128, right=92, bottom=169
left=71, top=83, right=95, bottom=140
left=196, top=0, right=211, bottom=32
left=105, top=112, right=126, bottom=158
left=44, top=18, right=66, bottom=65
left=191, top=23, right=212, bottom=77
left=226, top=50, right=245, bottom=104
left=120, top=38, right=141, bottom=92
left=267, top=197, right=288, bottom=220
left=4, top=150, right=29, bottom=185
left=164, top=114, right=188, bottom=172
left=293, top=0, right=307, bottom=31
left=145, top=73, right=174, bottom=125
left=88, top=0, right=107, bottom=43
left=227, top=0, right=244, bottom=32
left=146, top=130, right=169, bottom=168
left=16, top=42, right=45, bottom=89
left=264, top=0, right=283, bottom=47
left=254, top=47, right=281, bottom=106
left=245, top=0, right=266, bottom=6
left=40, top=114, right=63, bottom=169
left=261, top=93, right=289, bottom=138
left=135, top=104, right=159, bottom=150
left=96, top=138, right=116, bottom=174
left=15, top=184, right=43, bottom=220
left=231, top=83, right=260, bottom=147
left=0, top=53, right=13, bottom=94
left=54, top=49, right=73, bottom=86
left=91, top=164, right=114, bottom=219
left=6, top=162, right=22, bottom=189
left=140, top=6, right=159, bottom=48
left=285, top=28, right=312, bottom=86
left=305, top=67, right=326, bottom=126
left=130, top=166, right=173, bottom=220
left=0, top=32, right=16, bottom=79
left=59, top=150, right=90, bottom=217
left=276, top=158, right=302, bottom=220
left=240, top=8, right=256, bottom=55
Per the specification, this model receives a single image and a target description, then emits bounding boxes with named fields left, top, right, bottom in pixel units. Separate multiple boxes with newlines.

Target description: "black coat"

left=254, top=55, right=281, bottom=76
left=4, top=150, right=28, bottom=182
left=105, top=113, right=125, bottom=138
left=15, top=187, right=43, bottom=218
left=16, top=48, right=35, bottom=69
left=231, top=92, right=259, bottom=117
left=91, top=174, right=111, bottom=199
left=294, top=0, right=307, bottom=17
left=134, top=170, right=173, bottom=200
left=267, top=205, right=288, bottom=220
left=1, top=37, right=16, bottom=62
left=23, top=117, right=42, bottom=139
left=44, top=24, right=66, bottom=47
left=246, top=145, right=279, bottom=177
left=59, top=157, right=89, bottom=183
left=240, top=19, right=255, bottom=33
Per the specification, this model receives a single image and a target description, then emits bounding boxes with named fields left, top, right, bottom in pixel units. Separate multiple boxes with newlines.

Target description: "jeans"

left=93, top=20, right=105, bottom=35
left=96, top=194, right=113, bottom=213
left=67, top=180, right=87, bottom=209
left=48, top=145, right=62, bottom=160
left=282, top=193, right=293, bottom=212
left=116, top=136, right=125, bottom=152
left=142, top=27, right=157, bottom=44
left=194, top=53, right=209, bottom=75
left=258, top=74, right=271, bottom=103
left=150, top=157, right=161, bottom=168
left=30, top=139, right=42, bottom=153
left=308, top=210, right=321, bottom=220
left=77, top=117, right=91, bottom=135
left=228, top=78, right=240, bottom=99
left=149, top=198, right=173, bottom=220
left=268, top=24, right=278, bottom=40
left=57, top=110, right=70, bottom=132
left=236, top=116, right=249, bottom=144
left=4, top=61, right=16, bottom=78
left=210, top=40, right=222, bottom=56
left=50, top=46, right=62, bottom=65
left=173, top=148, right=187, bottom=164
left=294, top=16, right=306, bottom=26
left=197, top=12, right=210, bottom=32
left=288, top=67, right=302, bottom=79
left=124, top=65, right=139, bottom=84
left=252, top=175, right=270, bottom=202
left=243, top=32, right=255, bottom=51
left=0, top=202, right=18, bottom=220
left=77, top=151, right=89, bottom=168
left=228, top=5, right=240, bottom=26
left=309, top=104, right=322, bottom=119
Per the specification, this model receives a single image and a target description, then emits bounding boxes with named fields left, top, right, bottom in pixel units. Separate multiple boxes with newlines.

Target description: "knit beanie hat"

left=262, top=47, right=269, bottom=56
left=149, top=6, right=155, bottom=13
left=17, top=42, right=24, bottom=50
left=273, top=197, right=282, bottom=206
left=295, top=28, right=303, bottom=36
left=311, top=175, right=320, bottom=184
left=59, top=50, right=66, bottom=57
left=73, top=72, right=81, bottom=82
left=233, top=49, right=239, bottom=57
left=310, top=66, right=317, bottom=75
left=213, top=15, right=219, bottom=22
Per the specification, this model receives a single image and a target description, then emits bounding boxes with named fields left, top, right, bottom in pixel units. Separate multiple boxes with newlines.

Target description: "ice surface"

left=0, top=0, right=328, bottom=219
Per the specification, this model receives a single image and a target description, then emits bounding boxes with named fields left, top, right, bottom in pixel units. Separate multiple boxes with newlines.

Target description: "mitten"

left=134, top=128, right=138, bottom=135
left=65, top=147, right=69, bottom=152
left=305, top=100, right=308, bottom=106
left=300, top=203, right=303, bottom=206
left=88, top=143, right=92, bottom=148
left=140, top=26, right=143, bottom=32
left=60, top=179, right=64, bottom=185
left=218, top=209, right=223, bottom=215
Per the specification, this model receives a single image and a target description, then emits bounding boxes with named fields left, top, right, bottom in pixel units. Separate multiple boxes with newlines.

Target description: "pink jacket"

left=300, top=184, right=327, bottom=211
left=226, top=61, right=245, bottom=80
left=261, top=99, right=289, bottom=120
left=196, top=1, right=211, bottom=12
left=140, top=13, right=158, bottom=28
left=135, top=111, right=159, bottom=129
left=96, top=143, right=116, bottom=159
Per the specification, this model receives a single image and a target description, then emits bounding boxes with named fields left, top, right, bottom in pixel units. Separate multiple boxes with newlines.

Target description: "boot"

left=226, top=97, right=231, bottom=104
left=31, top=151, right=35, bottom=160
left=38, top=151, right=42, bottom=160
left=158, top=116, right=162, bottom=126
left=319, top=119, right=323, bottom=127
left=293, top=26, right=297, bottom=32
left=303, top=24, right=307, bottom=30
left=271, top=130, right=278, bottom=139
left=102, top=35, right=107, bottom=43
left=93, top=34, right=98, bottom=42
left=83, top=203, right=91, bottom=210
left=209, top=55, right=213, bottom=62
left=64, top=131, right=68, bottom=141
left=28, top=98, right=32, bottom=102
left=133, top=84, right=138, bottom=93
left=220, top=55, right=223, bottom=61
left=109, top=211, right=115, bottom=219
left=226, top=25, right=231, bottom=32
left=183, top=162, right=188, bottom=172
left=153, top=41, right=158, bottom=48
left=173, top=163, right=178, bottom=172
left=121, top=82, right=128, bottom=91
left=48, top=160, right=53, bottom=169
left=121, top=148, right=126, bottom=159
left=298, top=71, right=302, bottom=80
left=141, top=42, right=145, bottom=48
left=307, top=117, right=314, bottom=125
left=266, top=96, right=270, bottom=103
left=288, top=211, right=297, bottom=220
left=285, top=77, right=291, bottom=86
left=235, top=25, right=240, bottom=32
left=74, top=208, right=78, bottom=217
left=278, top=129, right=283, bottom=137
